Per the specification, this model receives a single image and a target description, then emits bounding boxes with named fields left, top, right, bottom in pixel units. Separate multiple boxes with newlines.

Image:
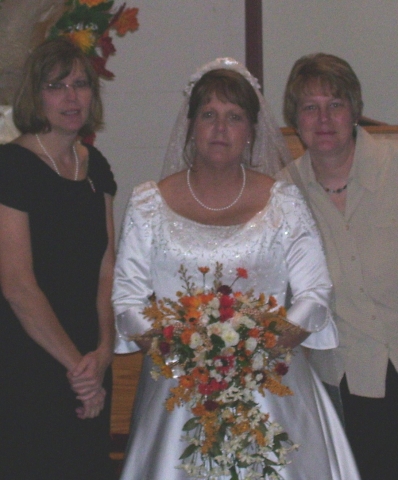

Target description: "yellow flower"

left=78, top=0, right=107, bottom=6
left=66, top=30, right=96, bottom=53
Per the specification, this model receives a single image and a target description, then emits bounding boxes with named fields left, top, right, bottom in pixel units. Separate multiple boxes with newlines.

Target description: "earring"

left=243, top=140, right=252, bottom=165
left=189, top=136, right=196, bottom=164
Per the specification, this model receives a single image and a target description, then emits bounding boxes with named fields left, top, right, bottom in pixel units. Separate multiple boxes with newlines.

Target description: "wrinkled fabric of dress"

left=113, top=180, right=360, bottom=480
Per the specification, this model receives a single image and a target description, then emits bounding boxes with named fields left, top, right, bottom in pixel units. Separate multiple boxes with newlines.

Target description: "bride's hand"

left=276, top=325, right=310, bottom=350
left=132, top=328, right=162, bottom=354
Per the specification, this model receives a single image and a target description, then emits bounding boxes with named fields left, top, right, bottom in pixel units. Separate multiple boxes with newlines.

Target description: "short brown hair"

left=13, top=36, right=103, bottom=136
left=184, top=68, right=260, bottom=164
left=283, top=53, right=363, bottom=129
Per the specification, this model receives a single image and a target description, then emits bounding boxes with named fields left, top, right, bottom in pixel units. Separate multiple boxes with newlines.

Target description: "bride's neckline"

left=153, top=181, right=278, bottom=227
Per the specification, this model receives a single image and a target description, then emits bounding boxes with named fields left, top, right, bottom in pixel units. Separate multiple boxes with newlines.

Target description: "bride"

left=112, top=58, right=360, bottom=479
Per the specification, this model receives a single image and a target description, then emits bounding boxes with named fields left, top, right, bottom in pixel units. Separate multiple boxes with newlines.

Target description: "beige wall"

left=94, top=0, right=398, bottom=235
left=95, top=0, right=245, bottom=235
left=262, top=0, right=398, bottom=126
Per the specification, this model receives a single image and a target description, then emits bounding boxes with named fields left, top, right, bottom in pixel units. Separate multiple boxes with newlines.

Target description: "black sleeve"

left=0, top=144, right=37, bottom=212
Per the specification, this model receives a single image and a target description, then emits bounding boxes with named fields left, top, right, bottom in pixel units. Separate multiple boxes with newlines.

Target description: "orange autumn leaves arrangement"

left=48, top=0, right=139, bottom=78
left=139, top=263, right=299, bottom=479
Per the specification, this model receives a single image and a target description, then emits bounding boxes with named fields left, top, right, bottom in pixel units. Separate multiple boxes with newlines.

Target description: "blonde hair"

left=13, top=37, right=103, bottom=136
left=283, top=53, right=363, bottom=129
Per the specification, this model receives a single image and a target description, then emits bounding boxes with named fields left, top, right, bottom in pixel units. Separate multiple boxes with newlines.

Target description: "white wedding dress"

left=113, top=180, right=360, bottom=480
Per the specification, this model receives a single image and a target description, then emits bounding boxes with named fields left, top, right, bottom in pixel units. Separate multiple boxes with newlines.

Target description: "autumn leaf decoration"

left=48, top=0, right=139, bottom=79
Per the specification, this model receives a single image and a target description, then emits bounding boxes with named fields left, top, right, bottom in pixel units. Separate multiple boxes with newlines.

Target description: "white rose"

left=207, top=322, right=223, bottom=336
left=240, top=315, right=256, bottom=328
left=245, top=337, right=257, bottom=352
left=252, top=352, right=264, bottom=370
left=189, top=332, right=203, bottom=349
left=208, top=297, right=220, bottom=309
left=220, top=324, right=240, bottom=347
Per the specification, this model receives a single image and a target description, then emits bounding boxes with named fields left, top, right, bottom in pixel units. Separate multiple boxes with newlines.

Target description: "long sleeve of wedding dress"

left=112, top=180, right=359, bottom=480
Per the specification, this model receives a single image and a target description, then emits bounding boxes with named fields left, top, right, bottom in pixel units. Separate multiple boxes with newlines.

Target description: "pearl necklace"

left=36, top=133, right=79, bottom=181
left=186, top=164, right=246, bottom=211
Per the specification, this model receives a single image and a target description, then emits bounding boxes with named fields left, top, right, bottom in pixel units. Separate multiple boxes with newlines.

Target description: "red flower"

left=219, top=294, right=235, bottom=321
left=90, top=56, right=114, bottom=79
left=275, top=362, right=289, bottom=376
left=98, top=32, right=116, bottom=59
left=214, top=355, right=235, bottom=374
left=220, top=307, right=234, bottom=322
left=236, top=268, right=248, bottom=279
left=217, top=285, right=232, bottom=295
left=198, top=383, right=212, bottom=395
left=198, top=379, right=228, bottom=395
left=219, top=295, right=234, bottom=308
left=163, top=325, right=174, bottom=340
left=159, top=341, right=170, bottom=355
left=204, top=399, right=219, bottom=411
left=210, top=379, right=228, bottom=391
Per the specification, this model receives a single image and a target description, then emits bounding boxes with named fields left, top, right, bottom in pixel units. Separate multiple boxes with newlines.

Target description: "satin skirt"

left=119, top=347, right=360, bottom=480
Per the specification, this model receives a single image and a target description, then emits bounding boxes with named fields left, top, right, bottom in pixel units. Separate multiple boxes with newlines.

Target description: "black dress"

left=0, top=143, right=117, bottom=480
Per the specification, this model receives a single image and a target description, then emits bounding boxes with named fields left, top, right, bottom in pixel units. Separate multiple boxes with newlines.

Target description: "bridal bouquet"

left=139, top=263, right=299, bottom=479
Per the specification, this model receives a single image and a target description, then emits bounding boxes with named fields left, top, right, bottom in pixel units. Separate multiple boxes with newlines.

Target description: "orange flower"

left=263, top=331, right=277, bottom=348
left=198, top=293, right=215, bottom=304
left=184, top=307, right=201, bottom=323
left=198, top=266, right=210, bottom=274
left=78, top=0, right=107, bottom=6
left=191, top=366, right=209, bottom=383
left=278, top=306, right=287, bottom=317
left=192, top=403, right=207, bottom=416
left=160, top=364, right=173, bottom=378
left=258, top=292, right=266, bottom=305
left=179, top=375, right=195, bottom=389
left=165, top=385, right=192, bottom=411
left=179, top=295, right=202, bottom=308
left=66, top=30, right=96, bottom=53
left=268, top=295, right=278, bottom=308
left=113, top=7, right=139, bottom=35
left=248, top=328, right=261, bottom=338
left=254, top=428, right=267, bottom=447
left=264, top=375, right=293, bottom=396
left=180, top=328, right=195, bottom=345
left=236, top=267, right=248, bottom=279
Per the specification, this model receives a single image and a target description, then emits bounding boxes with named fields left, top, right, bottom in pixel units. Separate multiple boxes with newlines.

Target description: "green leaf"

left=91, top=1, right=114, bottom=13
left=179, top=443, right=198, bottom=460
left=209, top=442, right=222, bottom=457
left=217, top=422, right=228, bottom=440
left=90, top=11, right=113, bottom=35
left=258, top=422, right=268, bottom=436
left=230, top=466, right=239, bottom=480
left=274, top=432, right=289, bottom=442
left=182, top=417, right=199, bottom=431
left=236, top=459, right=250, bottom=468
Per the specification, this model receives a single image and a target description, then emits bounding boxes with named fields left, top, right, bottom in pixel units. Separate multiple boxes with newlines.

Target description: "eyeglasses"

left=42, top=79, right=91, bottom=94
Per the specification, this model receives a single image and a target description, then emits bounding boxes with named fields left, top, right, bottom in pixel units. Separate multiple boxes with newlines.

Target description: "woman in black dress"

left=0, top=37, right=116, bottom=479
